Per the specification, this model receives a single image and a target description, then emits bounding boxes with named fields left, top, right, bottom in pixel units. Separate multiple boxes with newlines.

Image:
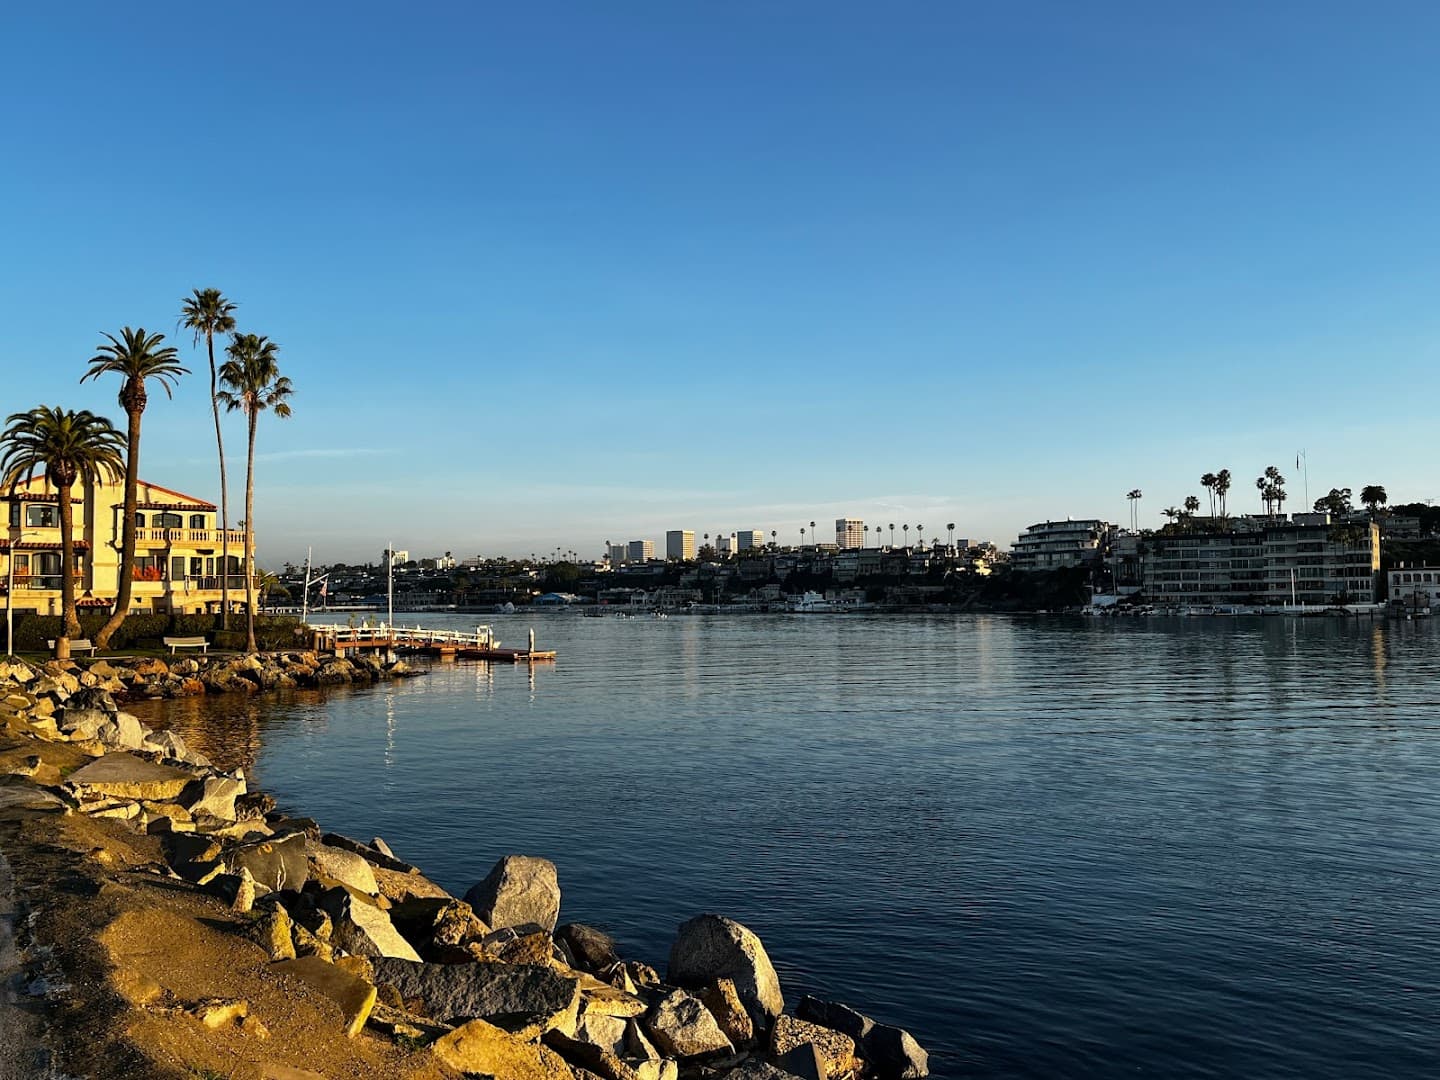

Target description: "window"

left=190, top=514, right=206, bottom=529
left=155, top=512, right=183, bottom=528
left=171, top=556, right=186, bottom=580
left=135, top=512, right=146, bottom=527
left=25, top=504, right=57, bottom=528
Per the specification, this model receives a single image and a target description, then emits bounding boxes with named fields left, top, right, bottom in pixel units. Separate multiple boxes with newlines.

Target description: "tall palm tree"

left=809, top=521, right=816, bottom=549
left=903, top=523, right=910, bottom=547
left=1201, top=472, right=1217, bottom=517
left=800, top=526, right=806, bottom=546
left=217, top=334, right=294, bottom=653
left=81, top=328, right=188, bottom=647
left=180, top=289, right=239, bottom=627
left=1126, top=489, right=1143, bottom=531
left=0, top=407, right=125, bottom=658
left=1214, top=470, right=1232, bottom=517
left=917, top=524, right=925, bottom=549
left=864, top=524, right=870, bottom=546
left=947, top=522, right=956, bottom=551
left=889, top=523, right=895, bottom=548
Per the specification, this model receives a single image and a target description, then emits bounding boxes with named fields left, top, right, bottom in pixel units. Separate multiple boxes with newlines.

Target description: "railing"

left=310, top=623, right=498, bottom=649
left=133, top=528, right=248, bottom=546
left=132, top=574, right=258, bottom=592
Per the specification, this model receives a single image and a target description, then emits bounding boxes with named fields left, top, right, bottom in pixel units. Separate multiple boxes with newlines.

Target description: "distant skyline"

left=5, top=3, right=1439, bottom=564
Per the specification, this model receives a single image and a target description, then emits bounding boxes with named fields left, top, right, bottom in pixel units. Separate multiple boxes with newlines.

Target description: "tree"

left=889, top=523, right=895, bottom=548
left=1201, top=472, right=1217, bottom=517
left=947, top=522, right=956, bottom=551
left=1257, top=466, right=1286, bottom=515
left=902, top=524, right=910, bottom=547
left=217, top=334, right=294, bottom=652
left=180, top=289, right=239, bottom=627
left=80, top=327, right=188, bottom=647
left=1313, top=487, right=1353, bottom=516
left=1360, top=485, right=1388, bottom=515
left=1163, top=506, right=1181, bottom=524
left=917, top=524, right=925, bottom=549
left=1214, top=470, right=1232, bottom=516
left=1126, top=488, right=1143, bottom=531
left=1183, top=495, right=1200, bottom=524
left=0, top=407, right=125, bottom=658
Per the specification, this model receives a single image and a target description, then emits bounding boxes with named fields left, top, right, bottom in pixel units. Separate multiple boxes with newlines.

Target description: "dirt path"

left=0, top=845, right=46, bottom=1079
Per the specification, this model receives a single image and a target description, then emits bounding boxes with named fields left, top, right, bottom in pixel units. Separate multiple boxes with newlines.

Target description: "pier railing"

left=308, top=623, right=498, bottom=649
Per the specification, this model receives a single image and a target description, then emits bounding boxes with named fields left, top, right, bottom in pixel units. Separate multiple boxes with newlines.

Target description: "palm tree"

left=889, top=523, right=896, bottom=548
left=800, top=526, right=806, bottom=546
left=1126, top=489, right=1143, bottom=531
left=810, top=521, right=816, bottom=548
left=217, top=334, right=294, bottom=653
left=1215, top=470, right=1232, bottom=516
left=1163, top=506, right=1180, bottom=524
left=80, top=328, right=188, bottom=647
left=902, top=523, right=910, bottom=547
left=1184, top=495, right=1200, bottom=517
left=180, top=289, right=238, bottom=627
left=947, top=522, right=956, bottom=551
left=1360, top=485, right=1388, bottom=515
left=0, top=407, right=124, bottom=658
left=1201, top=473, right=1217, bottom=517
left=864, top=524, right=870, bottom=547
left=771, top=529, right=777, bottom=550
left=917, top=524, right=925, bottom=549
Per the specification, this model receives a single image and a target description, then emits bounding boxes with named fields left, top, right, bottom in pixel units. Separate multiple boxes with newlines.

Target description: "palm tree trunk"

left=210, top=331, right=230, bottom=631
left=94, top=409, right=141, bottom=647
left=244, top=411, right=257, bottom=653
left=57, top=485, right=77, bottom=657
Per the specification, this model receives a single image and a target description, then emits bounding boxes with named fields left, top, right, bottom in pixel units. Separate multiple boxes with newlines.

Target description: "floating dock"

left=309, top=624, right=556, bottom=663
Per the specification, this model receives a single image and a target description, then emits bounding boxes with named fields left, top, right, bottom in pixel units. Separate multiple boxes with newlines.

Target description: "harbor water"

left=129, top=613, right=1440, bottom=1078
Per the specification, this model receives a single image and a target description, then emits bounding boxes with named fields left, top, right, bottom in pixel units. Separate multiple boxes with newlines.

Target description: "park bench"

left=46, top=638, right=97, bottom=656
left=163, top=636, right=210, bottom=655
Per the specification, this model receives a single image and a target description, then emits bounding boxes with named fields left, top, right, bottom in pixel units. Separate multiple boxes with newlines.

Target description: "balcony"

left=133, top=528, right=248, bottom=547
left=132, top=574, right=258, bottom=593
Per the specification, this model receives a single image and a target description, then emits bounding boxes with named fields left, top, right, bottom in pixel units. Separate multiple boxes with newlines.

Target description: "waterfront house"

left=1010, top=519, right=1111, bottom=571
left=3, top=475, right=251, bottom=617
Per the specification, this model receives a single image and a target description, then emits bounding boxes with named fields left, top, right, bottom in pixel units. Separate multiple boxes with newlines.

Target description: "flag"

left=318, top=580, right=327, bottom=598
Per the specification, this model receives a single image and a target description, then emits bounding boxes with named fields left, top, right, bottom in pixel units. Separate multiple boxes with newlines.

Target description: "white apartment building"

left=1389, top=565, right=1440, bottom=608
left=736, top=530, right=765, bottom=551
left=666, top=530, right=696, bottom=561
left=1010, top=519, right=1110, bottom=571
left=835, top=518, right=865, bottom=550
left=627, top=539, right=655, bottom=562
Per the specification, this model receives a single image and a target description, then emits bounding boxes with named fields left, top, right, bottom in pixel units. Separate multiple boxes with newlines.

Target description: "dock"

left=308, top=623, right=556, bottom=663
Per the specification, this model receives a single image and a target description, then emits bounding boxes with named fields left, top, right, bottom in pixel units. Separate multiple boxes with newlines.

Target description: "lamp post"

left=6, top=531, right=41, bottom=658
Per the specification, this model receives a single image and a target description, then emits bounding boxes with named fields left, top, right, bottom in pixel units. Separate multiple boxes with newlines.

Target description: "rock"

left=66, top=753, right=195, bottom=801
left=273, top=956, right=377, bottom=1038
left=233, top=867, right=258, bottom=913
left=426, top=900, right=491, bottom=961
left=770, top=1017, right=859, bottom=1080
left=132, top=657, right=170, bottom=677
left=292, top=922, right=334, bottom=963
left=186, top=997, right=249, bottom=1029
left=558, top=923, right=620, bottom=973
left=318, top=887, right=421, bottom=961
left=625, top=1018, right=660, bottom=1061
left=432, top=1017, right=576, bottom=1079
left=541, top=1029, right=636, bottom=1080
left=96, top=711, right=146, bottom=750
left=373, top=864, right=451, bottom=904
left=186, top=776, right=245, bottom=820
left=669, top=915, right=783, bottom=1032
left=143, top=729, right=190, bottom=761
left=58, top=706, right=110, bottom=740
left=633, top=1060, right=679, bottom=1080
left=251, top=906, right=297, bottom=961
left=370, top=958, right=581, bottom=1035
left=65, top=686, right=115, bottom=712
left=465, top=854, right=562, bottom=933
left=479, top=924, right=555, bottom=966
left=307, top=841, right=379, bottom=896
left=643, top=989, right=734, bottom=1059
left=774, top=1043, right=826, bottom=1080
left=726, top=1063, right=810, bottom=1080
left=225, top=833, right=309, bottom=893
left=321, top=831, right=420, bottom=873
left=573, top=1011, right=628, bottom=1053
left=702, top=978, right=755, bottom=1048
left=795, top=997, right=928, bottom=1079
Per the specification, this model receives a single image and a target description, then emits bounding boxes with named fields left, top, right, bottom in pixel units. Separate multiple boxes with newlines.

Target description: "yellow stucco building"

left=2, top=475, right=251, bottom=617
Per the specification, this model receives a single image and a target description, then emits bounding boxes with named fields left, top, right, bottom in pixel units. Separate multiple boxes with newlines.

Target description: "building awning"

left=77, top=596, right=112, bottom=608
left=0, top=540, right=90, bottom=551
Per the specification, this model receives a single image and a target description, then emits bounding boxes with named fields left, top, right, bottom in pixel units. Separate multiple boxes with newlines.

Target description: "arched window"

left=155, top=512, right=184, bottom=528
left=190, top=514, right=206, bottom=529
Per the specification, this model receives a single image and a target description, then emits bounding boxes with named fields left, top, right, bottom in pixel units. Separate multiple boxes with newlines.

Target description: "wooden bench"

left=47, top=638, right=98, bottom=656
left=163, top=636, right=210, bottom=655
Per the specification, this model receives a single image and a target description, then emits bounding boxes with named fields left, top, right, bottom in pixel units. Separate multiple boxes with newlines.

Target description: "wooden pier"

left=309, top=623, right=556, bottom=663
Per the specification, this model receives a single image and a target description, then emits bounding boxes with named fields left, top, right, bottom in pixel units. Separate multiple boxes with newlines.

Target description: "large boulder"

left=702, top=978, right=754, bottom=1048
left=66, top=753, right=195, bottom=802
left=225, top=833, right=309, bottom=893
left=643, top=989, right=734, bottom=1059
left=319, top=887, right=421, bottom=961
left=795, top=997, right=929, bottom=1079
left=307, top=841, right=379, bottom=896
left=186, top=776, right=245, bottom=821
left=432, top=1018, right=576, bottom=1079
left=668, top=915, right=783, bottom=1031
left=557, top=923, right=620, bottom=973
left=370, top=958, right=581, bottom=1035
left=465, top=855, right=561, bottom=933
left=769, top=1016, right=858, bottom=1080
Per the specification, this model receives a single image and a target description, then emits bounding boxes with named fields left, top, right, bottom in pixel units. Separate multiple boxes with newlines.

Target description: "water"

left=129, top=614, right=1440, bottom=1078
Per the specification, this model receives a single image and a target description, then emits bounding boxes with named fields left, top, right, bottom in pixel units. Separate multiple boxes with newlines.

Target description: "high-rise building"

left=627, top=539, right=655, bottom=562
left=736, top=530, right=765, bottom=550
left=835, top=518, right=865, bottom=550
left=666, top=530, right=696, bottom=561
left=717, top=534, right=738, bottom=555
left=608, top=542, right=626, bottom=566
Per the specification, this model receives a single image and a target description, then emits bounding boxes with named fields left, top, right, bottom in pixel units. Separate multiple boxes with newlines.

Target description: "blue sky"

left=4, top=2, right=1439, bottom=564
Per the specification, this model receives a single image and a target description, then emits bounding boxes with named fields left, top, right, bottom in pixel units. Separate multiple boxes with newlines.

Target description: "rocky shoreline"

left=0, top=653, right=929, bottom=1080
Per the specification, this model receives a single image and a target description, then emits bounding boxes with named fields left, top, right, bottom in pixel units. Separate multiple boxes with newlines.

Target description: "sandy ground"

left=0, top=845, right=47, bottom=1079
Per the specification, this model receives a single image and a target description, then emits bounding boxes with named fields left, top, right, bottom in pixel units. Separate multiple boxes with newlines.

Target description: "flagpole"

left=301, top=546, right=312, bottom=623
